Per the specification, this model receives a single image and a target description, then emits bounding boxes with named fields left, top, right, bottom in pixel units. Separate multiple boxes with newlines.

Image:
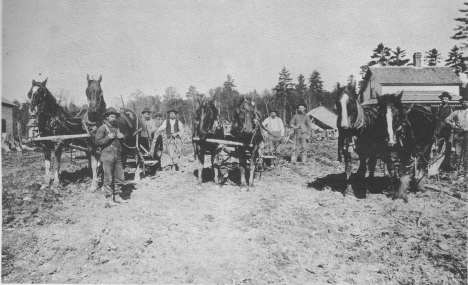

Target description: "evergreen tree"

left=452, top=2, right=468, bottom=50
left=445, top=45, right=467, bottom=76
left=275, top=67, right=294, bottom=122
left=308, top=70, right=324, bottom=108
left=369, top=43, right=392, bottom=66
left=389, top=47, right=410, bottom=66
left=295, top=74, right=307, bottom=98
left=424, top=48, right=443, bottom=66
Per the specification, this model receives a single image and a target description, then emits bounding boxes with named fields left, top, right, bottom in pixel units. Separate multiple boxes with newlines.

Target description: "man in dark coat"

left=436, top=92, right=455, bottom=171
left=94, top=107, right=127, bottom=205
left=156, top=110, right=184, bottom=171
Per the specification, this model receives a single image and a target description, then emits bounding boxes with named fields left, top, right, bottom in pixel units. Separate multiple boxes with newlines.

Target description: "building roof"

left=306, top=105, right=338, bottom=129
left=2, top=97, right=16, bottom=107
left=362, top=90, right=461, bottom=105
left=367, top=66, right=462, bottom=85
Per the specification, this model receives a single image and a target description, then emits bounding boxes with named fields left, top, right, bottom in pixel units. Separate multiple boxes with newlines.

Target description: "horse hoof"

left=89, top=184, right=98, bottom=192
left=343, top=185, right=354, bottom=197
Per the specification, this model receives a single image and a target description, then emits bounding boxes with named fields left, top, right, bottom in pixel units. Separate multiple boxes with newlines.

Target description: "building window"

left=2, top=119, right=6, bottom=133
left=370, top=80, right=375, bottom=99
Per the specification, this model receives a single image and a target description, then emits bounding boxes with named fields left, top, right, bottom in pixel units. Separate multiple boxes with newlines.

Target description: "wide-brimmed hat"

left=438, top=92, right=452, bottom=101
left=296, top=103, right=307, bottom=109
left=269, top=110, right=279, bottom=114
left=154, top=113, right=162, bottom=117
left=167, top=110, right=178, bottom=114
left=103, top=107, right=120, bottom=118
left=141, top=108, right=152, bottom=114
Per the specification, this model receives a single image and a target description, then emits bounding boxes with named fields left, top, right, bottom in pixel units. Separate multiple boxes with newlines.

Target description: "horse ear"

left=87, top=74, right=91, bottom=85
left=396, top=90, right=403, bottom=102
left=42, top=78, right=48, bottom=86
left=32, top=80, right=36, bottom=86
left=98, top=75, right=102, bottom=83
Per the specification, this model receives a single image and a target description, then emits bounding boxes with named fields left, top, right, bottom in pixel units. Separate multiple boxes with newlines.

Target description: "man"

left=262, top=110, right=284, bottom=154
left=445, top=94, right=468, bottom=178
left=156, top=110, right=184, bottom=171
left=436, top=92, right=455, bottom=171
left=151, top=113, right=164, bottom=171
left=140, top=108, right=155, bottom=154
left=290, top=103, right=312, bottom=163
left=94, top=107, right=126, bottom=206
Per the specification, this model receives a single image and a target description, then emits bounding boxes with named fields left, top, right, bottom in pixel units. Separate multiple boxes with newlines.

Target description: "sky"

left=2, top=0, right=465, bottom=106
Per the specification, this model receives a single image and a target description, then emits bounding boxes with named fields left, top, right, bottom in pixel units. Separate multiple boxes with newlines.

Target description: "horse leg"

left=196, top=150, right=204, bottom=188
left=248, top=149, right=257, bottom=190
left=134, top=152, right=141, bottom=183
left=356, top=155, right=367, bottom=179
left=89, top=153, right=99, bottom=191
left=368, top=155, right=377, bottom=180
left=394, top=163, right=409, bottom=202
left=52, top=145, right=62, bottom=189
left=42, top=148, right=52, bottom=189
left=239, top=158, right=247, bottom=191
left=211, top=152, right=219, bottom=186
left=343, top=149, right=354, bottom=196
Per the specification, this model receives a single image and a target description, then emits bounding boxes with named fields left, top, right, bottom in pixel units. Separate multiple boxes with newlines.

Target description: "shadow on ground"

left=193, top=167, right=243, bottom=185
left=308, top=173, right=389, bottom=199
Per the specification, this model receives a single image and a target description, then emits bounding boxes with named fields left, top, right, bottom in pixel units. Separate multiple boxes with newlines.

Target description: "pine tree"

left=389, top=47, right=410, bottom=66
left=424, top=48, right=443, bottom=66
left=275, top=67, right=294, bottom=121
left=452, top=2, right=468, bottom=50
left=445, top=45, right=467, bottom=76
left=369, top=43, right=392, bottom=66
left=308, top=70, right=324, bottom=108
left=296, top=74, right=307, bottom=97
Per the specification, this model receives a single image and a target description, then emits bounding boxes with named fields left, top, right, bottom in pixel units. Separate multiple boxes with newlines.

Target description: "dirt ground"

left=2, top=140, right=467, bottom=284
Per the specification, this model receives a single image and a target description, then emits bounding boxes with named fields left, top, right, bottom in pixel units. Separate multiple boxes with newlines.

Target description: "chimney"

left=413, top=52, right=422, bottom=67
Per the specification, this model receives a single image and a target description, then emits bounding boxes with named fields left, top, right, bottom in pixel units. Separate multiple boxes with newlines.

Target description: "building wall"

left=362, top=76, right=383, bottom=102
left=2, top=105, right=13, bottom=134
left=382, top=85, right=460, bottom=95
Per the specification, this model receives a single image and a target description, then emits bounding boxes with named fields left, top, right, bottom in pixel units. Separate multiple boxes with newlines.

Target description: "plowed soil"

left=2, top=140, right=467, bottom=284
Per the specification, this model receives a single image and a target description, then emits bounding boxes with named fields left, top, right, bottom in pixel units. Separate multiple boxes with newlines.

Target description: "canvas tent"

left=307, top=106, right=338, bottom=130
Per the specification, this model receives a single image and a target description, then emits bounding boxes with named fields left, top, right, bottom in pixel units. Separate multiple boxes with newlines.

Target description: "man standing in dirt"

left=151, top=113, right=164, bottom=171
left=436, top=92, right=455, bottom=171
left=290, top=103, right=312, bottom=163
left=262, top=110, right=284, bottom=154
left=141, top=108, right=155, bottom=155
left=445, top=94, right=468, bottom=178
left=94, top=107, right=127, bottom=206
left=156, top=110, right=184, bottom=171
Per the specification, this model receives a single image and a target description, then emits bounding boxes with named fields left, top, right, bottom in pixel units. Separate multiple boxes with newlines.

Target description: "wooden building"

left=2, top=98, right=16, bottom=135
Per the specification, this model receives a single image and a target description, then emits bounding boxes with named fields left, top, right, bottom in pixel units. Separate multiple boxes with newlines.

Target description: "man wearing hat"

left=94, top=107, right=126, bottom=205
left=156, top=109, right=184, bottom=171
left=290, top=103, right=312, bottom=163
left=436, top=92, right=455, bottom=171
left=262, top=110, right=284, bottom=153
left=445, top=94, right=468, bottom=178
left=141, top=108, right=156, bottom=139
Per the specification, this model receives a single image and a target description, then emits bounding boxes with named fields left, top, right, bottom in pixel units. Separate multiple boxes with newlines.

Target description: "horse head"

left=376, top=91, right=409, bottom=147
left=335, top=80, right=359, bottom=130
left=28, top=78, right=55, bottom=115
left=86, top=74, right=106, bottom=122
left=233, top=96, right=259, bottom=134
left=195, top=98, right=219, bottom=139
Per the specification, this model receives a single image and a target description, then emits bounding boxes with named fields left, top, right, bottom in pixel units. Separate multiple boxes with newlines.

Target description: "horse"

left=82, top=75, right=144, bottom=185
left=376, top=91, right=438, bottom=202
left=230, top=96, right=264, bottom=190
left=192, top=98, right=224, bottom=186
left=28, top=78, right=90, bottom=189
left=336, top=82, right=381, bottom=197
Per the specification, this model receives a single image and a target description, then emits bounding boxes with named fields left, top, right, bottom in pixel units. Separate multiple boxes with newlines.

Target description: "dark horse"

left=82, top=75, right=144, bottom=186
left=28, top=78, right=91, bottom=189
left=376, top=91, right=437, bottom=202
left=336, top=82, right=380, bottom=197
left=230, top=96, right=264, bottom=190
left=192, top=98, right=224, bottom=187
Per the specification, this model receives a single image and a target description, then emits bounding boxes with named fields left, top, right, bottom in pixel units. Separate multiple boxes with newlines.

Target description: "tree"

left=295, top=74, right=307, bottom=98
left=445, top=45, right=467, bottom=76
left=452, top=2, right=468, bottom=50
left=275, top=67, right=294, bottom=122
left=308, top=70, right=324, bottom=108
left=424, top=48, right=443, bottom=66
left=389, top=47, right=410, bottom=66
left=369, top=43, right=392, bottom=66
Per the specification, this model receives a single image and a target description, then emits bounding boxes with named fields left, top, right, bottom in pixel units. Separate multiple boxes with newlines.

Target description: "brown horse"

left=192, top=98, right=224, bottom=187
left=336, top=82, right=380, bottom=197
left=82, top=75, right=144, bottom=186
left=230, top=96, right=264, bottom=190
left=28, top=78, right=91, bottom=189
left=376, top=91, right=438, bottom=202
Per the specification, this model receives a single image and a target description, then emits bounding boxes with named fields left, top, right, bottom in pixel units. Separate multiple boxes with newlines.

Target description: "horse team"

left=28, top=76, right=443, bottom=202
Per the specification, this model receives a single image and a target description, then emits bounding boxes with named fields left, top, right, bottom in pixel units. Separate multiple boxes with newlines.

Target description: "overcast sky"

left=2, top=0, right=464, bottom=106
